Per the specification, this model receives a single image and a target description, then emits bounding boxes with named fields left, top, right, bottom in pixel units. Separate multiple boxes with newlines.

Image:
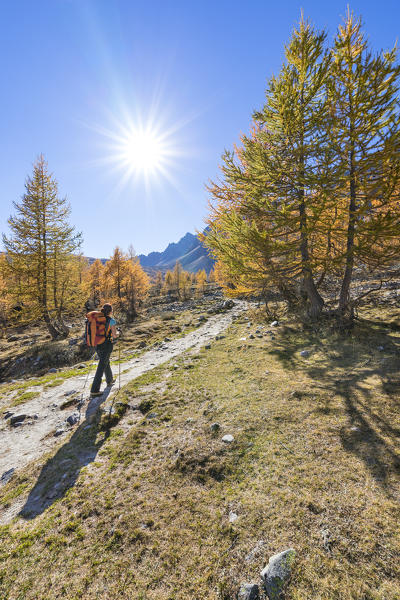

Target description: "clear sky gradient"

left=1, top=0, right=399, bottom=257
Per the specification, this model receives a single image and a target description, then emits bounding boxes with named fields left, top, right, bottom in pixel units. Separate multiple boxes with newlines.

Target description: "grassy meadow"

left=0, top=305, right=399, bottom=599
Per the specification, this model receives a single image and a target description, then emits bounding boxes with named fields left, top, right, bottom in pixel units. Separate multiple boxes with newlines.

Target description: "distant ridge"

left=138, top=230, right=215, bottom=274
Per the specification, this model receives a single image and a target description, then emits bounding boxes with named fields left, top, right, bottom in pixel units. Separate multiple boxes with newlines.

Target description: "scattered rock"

left=137, top=341, right=147, bottom=349
left=66, top=413, right=79, bottom=427
left=222, top=434, right=234, bottom=443
left=300, top=350, right=310, bottom=358
left=198, top=315, right=207, bottom=322
left=260, top=548, right=296, bottom=600
left=54, top=428, right=65, bottom=437
left=377, top=345, right=385, bottom=352
left=238, top=583, right=259, bottom=600
left=271, top=321, right=279, bottom=327
left=229, top=511, right=238, bottom=523
left=205, top=344, right=211, bottom=350
left=249, top=334, right=255, bottom=339
left=68, top=338, right=79, bottom=346
left=210, top=422, right=221, bottom=433
left=223, top=299, right=235, bottom=310
left=164, top=337, right=171, bottom=342
left=10, top=414, right=27, bottom=426
left=321, top=528, right=333, bottom=554
left=48, top=368, right=58, bottom=374
left=1, top=468, right=15, bottom=485
left=77, top=364, right=86, bottom=369
left=7, top=335, right=19, bottom=342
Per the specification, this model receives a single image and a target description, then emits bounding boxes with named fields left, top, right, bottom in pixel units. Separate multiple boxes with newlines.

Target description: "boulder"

left=260, top=548, right=296, bottom=600
left=238, top=583, right=259, bottom=600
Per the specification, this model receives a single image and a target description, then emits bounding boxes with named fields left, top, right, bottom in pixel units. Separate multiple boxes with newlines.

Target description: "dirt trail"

left=0, top=302, right=246, bottom=482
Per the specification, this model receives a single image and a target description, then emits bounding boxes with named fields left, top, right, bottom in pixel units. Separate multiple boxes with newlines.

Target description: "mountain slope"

left=138, top=230, right=214, bottom=273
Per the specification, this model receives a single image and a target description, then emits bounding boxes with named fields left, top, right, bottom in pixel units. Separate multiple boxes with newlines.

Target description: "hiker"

left=87, top=303, right=119, bottom=397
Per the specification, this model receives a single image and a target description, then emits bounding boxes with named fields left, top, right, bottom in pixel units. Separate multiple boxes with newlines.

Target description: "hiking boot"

left=90, top=391, right=103, bottom=397
left=106, top=379, right=116, bottom=386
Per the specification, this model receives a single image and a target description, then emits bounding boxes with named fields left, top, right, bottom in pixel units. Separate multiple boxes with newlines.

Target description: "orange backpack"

left=85, top=311, right=112, bottom=346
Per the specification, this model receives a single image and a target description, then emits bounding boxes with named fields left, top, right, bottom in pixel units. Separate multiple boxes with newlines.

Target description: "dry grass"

left=0, top=305, right=399, bottom=599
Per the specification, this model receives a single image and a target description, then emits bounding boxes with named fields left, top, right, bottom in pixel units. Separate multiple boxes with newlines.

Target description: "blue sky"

left=1, top=0, right=399, bottom=257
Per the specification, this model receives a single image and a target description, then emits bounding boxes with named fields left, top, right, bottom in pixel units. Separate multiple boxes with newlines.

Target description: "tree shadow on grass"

left=269, top=319, right=400, bottom=497
left=19, top=389, right=113, bottom=519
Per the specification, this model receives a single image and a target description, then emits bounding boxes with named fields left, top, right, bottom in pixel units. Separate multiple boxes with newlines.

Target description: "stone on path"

left=54, top=428, right=65, bottom=437
left=222, top=434, right=234, bottom=443
left=223, top=299, right=235, bottom=310
left=66, top=413, right=79, bottom=427
left=238, top=583, right=259, bottom=600
left=260, top=548, right=296, bottom=600
left=10, top=414, right=27, bottom=427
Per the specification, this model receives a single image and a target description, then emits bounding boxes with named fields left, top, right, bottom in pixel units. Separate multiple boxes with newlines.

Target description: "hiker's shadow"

left=20, top=389, right=112, bottom=519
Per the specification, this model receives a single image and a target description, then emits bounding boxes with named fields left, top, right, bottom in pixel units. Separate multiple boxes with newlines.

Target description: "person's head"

left=101, top=303, right=112, bottom=317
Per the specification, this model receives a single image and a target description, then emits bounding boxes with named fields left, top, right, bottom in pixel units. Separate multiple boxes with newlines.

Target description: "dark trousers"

left=90, top=340, right=113, bottom=393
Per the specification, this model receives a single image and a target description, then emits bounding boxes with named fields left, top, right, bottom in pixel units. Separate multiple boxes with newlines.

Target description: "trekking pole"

left=118, top=328, right=121, bottom=392
left=108, top=327, right=122, bottom=420
left=77, top=350, right=96, bottom=423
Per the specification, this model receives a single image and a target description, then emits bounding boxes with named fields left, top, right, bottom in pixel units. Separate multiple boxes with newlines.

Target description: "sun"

left=90, top=110, right=188, bottom=195
left=120, top=127, right=166, bottom=174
